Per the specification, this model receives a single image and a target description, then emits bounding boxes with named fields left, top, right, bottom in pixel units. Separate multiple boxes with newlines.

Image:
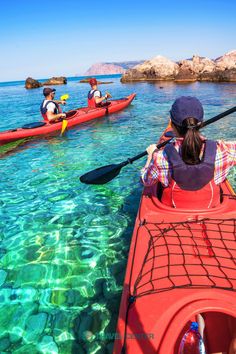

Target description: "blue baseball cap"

left=170, top=96, right=204, bottom=126
left=43, top=87, right=56, bottom=97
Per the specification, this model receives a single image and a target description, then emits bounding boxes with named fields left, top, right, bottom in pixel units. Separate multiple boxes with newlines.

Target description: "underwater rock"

left=106, top=294, right=121, bottom=315
left=53, top=311, right=72, bottom=338
left=51, top=289, right=67, bottom=306
left=37, top=335, right=58, bottom=353
left=25, top=313, right=47, bottom=341
left=65, top=289, right=89, bottom=307
left=106, top=342, right=114, bottom=353
left=11, top=344, right=39, bottom=353
left=104, top=314, right=118, bottom=335
left=74, top=313, right=93, bottom=341
left=111, top=260, right=126, bottom=276
left=81, top=249, right=94, bottom=259
left=0, top=270, right=7, bottom=286
left=115, top=271, right=125, bottom=287
left=94, top=278, right=107, bottom=297
left=0, top=336, right=11, bottom=351
left=102, top=281, right=117, bottom=300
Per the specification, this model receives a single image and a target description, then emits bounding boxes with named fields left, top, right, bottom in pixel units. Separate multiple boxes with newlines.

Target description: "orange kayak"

left=0, top=94, right=136, bottom=145
left=114, top=175, right=236, bottom=353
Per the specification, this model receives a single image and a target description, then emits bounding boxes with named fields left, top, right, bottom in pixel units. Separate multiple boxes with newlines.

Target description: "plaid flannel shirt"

left=141, top=139, right=236, bottom=187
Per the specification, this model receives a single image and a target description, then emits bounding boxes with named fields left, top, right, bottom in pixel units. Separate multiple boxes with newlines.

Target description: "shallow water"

left=0, top=76, right=235, bottom=353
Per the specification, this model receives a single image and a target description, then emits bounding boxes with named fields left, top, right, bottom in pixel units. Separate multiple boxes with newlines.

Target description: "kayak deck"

left=0, top=94, right=136, bottom=145
left=131, top=218, right=236, bottom=294
left=114, top=181, right=236, bottom=354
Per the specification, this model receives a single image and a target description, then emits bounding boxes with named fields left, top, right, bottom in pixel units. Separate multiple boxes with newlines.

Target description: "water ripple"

left=0, top=77, right=235, bottom=353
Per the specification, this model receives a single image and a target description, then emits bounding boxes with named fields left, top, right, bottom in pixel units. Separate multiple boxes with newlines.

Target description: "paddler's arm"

left=47, top=111, right=66, bottom=123
left=220, top=140, right=236, bottom=165
left=140, top=145, right=159, bottom=186
left=141, top=144, right=170, bottom=187
left=54, top=100, right=66, bottom=105
left=145, top=144, right=157, bottom=168
left=94, top=93, right=109, bottom=105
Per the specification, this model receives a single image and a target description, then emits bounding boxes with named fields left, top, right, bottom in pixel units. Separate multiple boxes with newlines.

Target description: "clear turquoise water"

left=0, top=76, right=235, bottom=353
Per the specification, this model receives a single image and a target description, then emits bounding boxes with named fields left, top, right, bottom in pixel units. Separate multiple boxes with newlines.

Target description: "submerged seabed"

left=0, top=77, right=235, bottom=353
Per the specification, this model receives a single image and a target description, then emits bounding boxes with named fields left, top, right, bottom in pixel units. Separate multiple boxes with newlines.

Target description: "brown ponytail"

left=172, top=117, right=203, bottom=165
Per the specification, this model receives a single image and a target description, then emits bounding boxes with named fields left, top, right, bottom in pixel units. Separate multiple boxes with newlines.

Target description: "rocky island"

left=121, top=50, right=236, bottom=83
left=25, top=76, right=67, bottom=89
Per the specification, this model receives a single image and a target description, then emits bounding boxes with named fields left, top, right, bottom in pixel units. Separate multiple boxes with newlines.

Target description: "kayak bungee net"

left=114, top=165, right=236, bottom=352
left=0, top=94, right=136, bottom=145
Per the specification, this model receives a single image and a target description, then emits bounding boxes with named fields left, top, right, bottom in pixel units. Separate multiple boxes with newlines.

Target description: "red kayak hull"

left=0, top=94, right=136, bottom=145
left=114, top=180, right=236, bottom=354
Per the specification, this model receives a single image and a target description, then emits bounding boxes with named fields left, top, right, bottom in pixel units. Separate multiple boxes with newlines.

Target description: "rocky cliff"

left=85, top=63, right=125, bottom=75
left=84, top=61, right=145, bottom=75
left=121, top=50, right=236, bottom=82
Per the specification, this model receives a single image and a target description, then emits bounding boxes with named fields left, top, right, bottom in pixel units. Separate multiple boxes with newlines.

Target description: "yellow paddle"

left=60, top=94, right=70, bottom=135
left=60, top=94, right=69, bottom=101
left=60, top=119, right=68, bottom=135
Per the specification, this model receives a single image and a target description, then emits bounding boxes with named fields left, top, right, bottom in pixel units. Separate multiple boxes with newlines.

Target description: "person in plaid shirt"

left=141, top=96, right=236, bottom=209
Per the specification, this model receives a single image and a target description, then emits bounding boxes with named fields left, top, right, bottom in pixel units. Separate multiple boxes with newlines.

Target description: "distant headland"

left=84, top=61, right=145, bottom=76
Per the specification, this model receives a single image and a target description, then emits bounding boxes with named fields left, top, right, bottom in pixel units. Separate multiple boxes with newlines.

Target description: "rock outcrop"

left=175, top=55, right=215, bottom=82
left=25, top=77, right=42, bottom=89
left=43, top=77, right=67, bottom=85
left=121, top=56, right=179, bottom=82
left=174, top=67, right=197, bottom=82
left=25, top=76, right=67, bottom=89
left=121, top=50, right=236, bottom=82
left=215, top=50, right=236, bottom=70
left=214, top=51, right=236, bottom=82
left=217, top=68, right=236, bottom=82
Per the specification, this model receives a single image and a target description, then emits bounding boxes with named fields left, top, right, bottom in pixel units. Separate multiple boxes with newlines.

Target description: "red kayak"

left=0, top=93, right=136, bottom=145
left=114, top=175, right=236, bottom=352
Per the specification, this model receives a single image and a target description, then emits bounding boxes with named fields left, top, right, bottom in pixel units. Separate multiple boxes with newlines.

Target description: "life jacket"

left=40, top=100, right=60, bottom=122
left=161, top=140, right=221, bottom=209
left=87, top=90, right=101, bottom=108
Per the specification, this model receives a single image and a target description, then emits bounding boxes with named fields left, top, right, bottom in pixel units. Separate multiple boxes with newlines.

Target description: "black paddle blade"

left=80, top=164, right=122, bottom=185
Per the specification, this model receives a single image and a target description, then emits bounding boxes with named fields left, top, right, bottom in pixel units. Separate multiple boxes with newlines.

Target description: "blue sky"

left=0, top=0, right=235, bottom=81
